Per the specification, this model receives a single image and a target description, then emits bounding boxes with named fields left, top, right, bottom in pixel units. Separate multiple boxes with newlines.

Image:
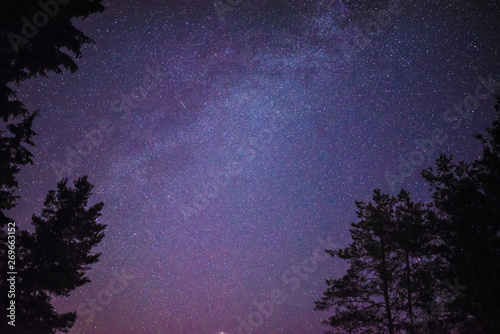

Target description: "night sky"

left=8, top=0, right=500, bottom=333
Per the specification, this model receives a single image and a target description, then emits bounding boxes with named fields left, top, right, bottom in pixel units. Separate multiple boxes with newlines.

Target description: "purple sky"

left=8, top=0, right=500, bottom=333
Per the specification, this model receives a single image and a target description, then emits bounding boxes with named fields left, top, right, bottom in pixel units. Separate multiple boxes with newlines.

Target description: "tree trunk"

left=381, top=240, right=395, bottom=334
left=405, top=251, right=415, bottom=334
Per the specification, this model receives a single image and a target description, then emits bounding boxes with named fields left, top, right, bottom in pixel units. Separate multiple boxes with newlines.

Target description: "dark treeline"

left=315, top=96, right=500, bottom=333
left=0, top=1, right=107, bottom=333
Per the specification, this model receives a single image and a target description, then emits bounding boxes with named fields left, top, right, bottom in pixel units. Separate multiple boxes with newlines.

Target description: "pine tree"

left=315, top=189, right=448, bottom=333
left=314, top=190, right=396, bottom=333
left=421, top=95, right=500, bottom=333
left=390, top=191, right=452, bottom=334
left=391, top=191, right=427, bottom=334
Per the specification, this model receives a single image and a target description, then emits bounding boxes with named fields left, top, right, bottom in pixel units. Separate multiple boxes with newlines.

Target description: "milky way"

left=9, top=0, right=500, bottom=333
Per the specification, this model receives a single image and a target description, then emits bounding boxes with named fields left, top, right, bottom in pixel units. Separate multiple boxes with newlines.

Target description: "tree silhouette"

left=389, top=191, right=452, bottom=334
left=29, top=177, right=105, bottom=295
left=0, top=1, right=106, bottom=332
left=421, top=95, right=500, bottom=333
left=317, top=97, right=500, bottom=334
left=1, top=177, right=106, bottom=333
left=315, top=190, right=440, bottom=334
left=0, top=0, right=105, bottom=216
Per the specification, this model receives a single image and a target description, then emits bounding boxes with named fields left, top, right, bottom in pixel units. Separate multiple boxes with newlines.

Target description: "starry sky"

left=8, top=0, right=500, bottom=333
